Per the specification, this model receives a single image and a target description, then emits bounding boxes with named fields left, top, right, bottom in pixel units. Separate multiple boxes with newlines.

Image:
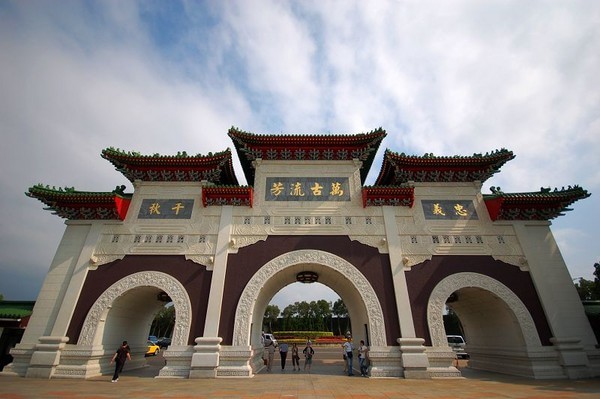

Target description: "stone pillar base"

left=25, top=336, right=69, bottom=379
left=551, top=337, right=592, bottom=379
left=217, top=346, right=253, bottom=377
left=1, top=343, right=35, bottom=377
left=189, top=337, right=222, bottom=379
left=425, top=346, right=462, bottom=378
left=368, top=346, right=403, bottom=377
left=398, top=337, right=431, bottom=379
left=158, top=345, right=194, bottom=378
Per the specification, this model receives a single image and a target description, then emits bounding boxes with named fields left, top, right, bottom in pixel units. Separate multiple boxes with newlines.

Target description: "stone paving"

left=1, top=351, right=599, bottom=398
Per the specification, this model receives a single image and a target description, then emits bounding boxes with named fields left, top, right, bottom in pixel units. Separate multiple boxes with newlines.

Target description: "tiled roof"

left=0, top=301, right=35, bottom=319
left=362, top=186, right=414, bottom=207
left=202, top=186, right=253, bottom=207
left=483, top=185, right=591, bottom=221
left=228, top=127, right=386, bottom=185
left=376, top=149, right=515, bottom=185
left=101, top=147, right=239, bottom=185
left=26, top=184, right=131, bottom=220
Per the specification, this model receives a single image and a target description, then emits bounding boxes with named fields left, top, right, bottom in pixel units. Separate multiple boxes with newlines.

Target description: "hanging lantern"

left=157, top=291, right=171, bottom=302
left=296, top=271, right=318, bottom=284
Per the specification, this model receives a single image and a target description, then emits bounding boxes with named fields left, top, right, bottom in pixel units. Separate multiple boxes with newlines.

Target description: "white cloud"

left=0, top=0, right=598, bottom=305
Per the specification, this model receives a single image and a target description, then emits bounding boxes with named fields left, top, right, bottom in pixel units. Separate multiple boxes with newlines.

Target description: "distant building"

left=0, top=301, right=34, bottom=371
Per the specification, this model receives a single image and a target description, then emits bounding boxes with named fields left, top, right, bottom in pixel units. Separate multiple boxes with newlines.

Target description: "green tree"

left=281, top=303, right=297, bottom=331
left=263, top=304, right=280, bottom=332
left=297, top=301, right=311, bottom=330
left=594, top=262, right=600, bottom=299
left=312, top=299, right=332, bottom=331
left=332, top=298, right=348, bottom=335
left=0, top=293, right=4, bottom=301
left=574, top=262, right=600, bottom=300
left=575, top=278, right=597, bottom=300
left=150, top=304, right=175, bottom=338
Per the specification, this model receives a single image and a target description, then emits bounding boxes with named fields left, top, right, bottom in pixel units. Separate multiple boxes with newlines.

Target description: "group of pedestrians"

left=262, top=333, right=369, bottom=377
left=262, top=334, right=314, bottom=373
left=343, top=337, right=369, bottom=377
left=108, top=335, right=370, bottom=382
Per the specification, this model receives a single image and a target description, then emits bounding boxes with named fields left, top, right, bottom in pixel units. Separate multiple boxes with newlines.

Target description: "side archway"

left=232, top=249, right=387, bottom=346
left=427, top=272, right=541, bottom=348
left=78, top=271, right=192, bottom=346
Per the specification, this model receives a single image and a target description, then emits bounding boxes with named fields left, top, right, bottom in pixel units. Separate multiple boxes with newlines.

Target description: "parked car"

left=263, top=333, right=278, bottom=347
left=146, top=341, right=160, bottom=356
left=447, top=335, right=468, bottom=359
left=157, top=337, right=171, bottom=348
left=148, top=335, right=159, bottom=344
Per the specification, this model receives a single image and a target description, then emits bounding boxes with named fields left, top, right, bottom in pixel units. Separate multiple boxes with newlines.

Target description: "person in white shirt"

left=343, top=337, right=354, bottom=376
left=279, top=342, right=289, bottom=370
left=358, top=340, right=369, bottom=377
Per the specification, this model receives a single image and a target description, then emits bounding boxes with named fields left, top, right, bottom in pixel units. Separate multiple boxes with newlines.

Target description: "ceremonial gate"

left=5, top=127, right=599, bottom=380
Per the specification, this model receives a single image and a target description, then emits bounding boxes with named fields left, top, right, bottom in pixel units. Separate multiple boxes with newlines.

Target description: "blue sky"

left=0, top=1, right=598, bottom=309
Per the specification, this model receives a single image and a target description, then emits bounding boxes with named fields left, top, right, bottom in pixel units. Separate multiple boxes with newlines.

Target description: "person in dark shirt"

left=302, top=342, right=314, bottom=372
left=110, top=341, right=131, bottom=382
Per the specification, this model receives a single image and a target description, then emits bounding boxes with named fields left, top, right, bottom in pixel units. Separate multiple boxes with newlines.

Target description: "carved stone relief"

left=78, top=271, right=192, bottom=347
left=232, top=250, right=387, bottom=346
left=427, top=272, right=541, bottom=348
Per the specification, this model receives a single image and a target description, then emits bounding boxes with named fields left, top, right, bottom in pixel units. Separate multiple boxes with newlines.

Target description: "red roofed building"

left=10, top=128, right=597, bottom=382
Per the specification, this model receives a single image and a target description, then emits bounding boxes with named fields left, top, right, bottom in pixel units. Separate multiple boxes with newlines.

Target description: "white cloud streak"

left=0, top=0, right=598, bottom=304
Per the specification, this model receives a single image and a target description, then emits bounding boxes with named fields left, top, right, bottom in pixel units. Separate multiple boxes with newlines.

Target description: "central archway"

left=232, top=249, right=387, bottom=347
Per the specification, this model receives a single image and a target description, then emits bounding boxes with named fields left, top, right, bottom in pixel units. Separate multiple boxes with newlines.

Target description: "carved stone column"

left=189, top=337, right=222, bottom=379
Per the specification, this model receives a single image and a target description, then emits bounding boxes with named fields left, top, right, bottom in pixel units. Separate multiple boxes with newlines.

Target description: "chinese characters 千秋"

left=149, top=202, right=161, bottom=215
left=171, top=202, right=185, bottom=215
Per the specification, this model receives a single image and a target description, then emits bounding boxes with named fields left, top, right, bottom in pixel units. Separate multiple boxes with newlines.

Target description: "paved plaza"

left=1, top=349, right=600, bottom=398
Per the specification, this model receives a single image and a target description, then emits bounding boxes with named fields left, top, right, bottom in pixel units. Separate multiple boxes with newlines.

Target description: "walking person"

left=110, top=341, right=131, bottom=382
left=279, top=342, right=289, bottom=371
left=358, top=340, right=369, bottom=377
left=291, top=343, right=300, bottom=371
left=303, top=342, right=314, bottom=373
left=343, top=337, right=354, bottom=376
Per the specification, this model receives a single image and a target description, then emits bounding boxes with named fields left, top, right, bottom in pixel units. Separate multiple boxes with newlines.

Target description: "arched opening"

left=231, top=249, right=386, bottom=376
left=77, top=271, right=192, bottom=378
left=447, top=287, right=528, bottom=349
left=428, top=272, right=542, bottom=377
left=268, top=282, right=343, bottom=333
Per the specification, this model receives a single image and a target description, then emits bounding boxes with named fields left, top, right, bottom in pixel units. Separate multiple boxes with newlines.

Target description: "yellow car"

left=145, top=341, right=160, bottom=356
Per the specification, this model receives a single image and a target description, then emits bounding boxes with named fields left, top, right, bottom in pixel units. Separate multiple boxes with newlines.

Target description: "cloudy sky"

left=0, top=1, right=598, bottom=309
